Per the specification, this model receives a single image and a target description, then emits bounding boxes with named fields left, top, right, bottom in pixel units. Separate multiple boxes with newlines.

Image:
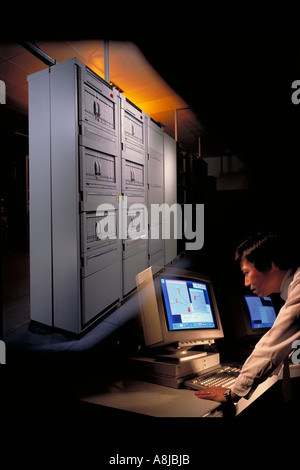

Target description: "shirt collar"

left=280, top=269, right=294, bottom=301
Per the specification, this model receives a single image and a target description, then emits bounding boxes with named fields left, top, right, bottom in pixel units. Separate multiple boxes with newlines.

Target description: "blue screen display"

left=160, top=278, right=216, bottom=331
left=244, top=295, right=277, bottom=329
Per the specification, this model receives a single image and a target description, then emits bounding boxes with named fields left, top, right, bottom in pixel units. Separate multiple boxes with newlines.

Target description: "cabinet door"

left=81, top=209, right=119, bottom=253
left=82, top=83, right=115, bottom=131
left=120, top=193, right=147, bottom=241
left=148, top=118, right=164, bottom=160
left=126, top=205, right=147, bottom=240
left=82, top=261, right=121, bottom=324
left=122, top=159, right=145, bottom=192
left=121, top=96, right=146, bottom=164
left=148, top=154, right=163, bottom=187
left=80, top=146, right=117, bottom=188
left=78, top=67, right=120, bottom=157
left=81, top=244, right=120, bottom=277
left=122, top=247, right=148, bottom=296
left=79, top=146, right=120, bottom=211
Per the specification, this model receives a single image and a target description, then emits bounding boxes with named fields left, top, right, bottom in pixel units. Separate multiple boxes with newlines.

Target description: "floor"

left=2, top=251, right=30, bottom=339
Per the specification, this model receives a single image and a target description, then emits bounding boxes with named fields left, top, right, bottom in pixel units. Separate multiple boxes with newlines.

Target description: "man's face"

left=241, top=259, right=275, bottom=297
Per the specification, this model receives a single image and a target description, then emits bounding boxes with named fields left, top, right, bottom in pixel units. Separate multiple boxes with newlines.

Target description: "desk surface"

left=79, top=373, right=283, bottom=418
left=79, top=377, right=221, bottom=418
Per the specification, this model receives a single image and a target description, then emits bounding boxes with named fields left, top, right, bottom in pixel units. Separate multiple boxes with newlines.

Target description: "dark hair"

left=235, top=231, right=295, bottom=272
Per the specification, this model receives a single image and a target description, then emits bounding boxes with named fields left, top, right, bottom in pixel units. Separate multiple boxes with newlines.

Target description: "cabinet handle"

left=94, top=161, right=101, bottom=176
left=93, top=101, right=101, bottom=120
left=130, top=170, right=135, bottom=182
left=95, top=221, right=101, bottom=239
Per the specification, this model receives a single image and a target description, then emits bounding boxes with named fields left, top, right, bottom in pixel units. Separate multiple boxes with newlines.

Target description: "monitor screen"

left=160, top=277, right=217, bottom=331
left=244, top=295, right=277, bottom=330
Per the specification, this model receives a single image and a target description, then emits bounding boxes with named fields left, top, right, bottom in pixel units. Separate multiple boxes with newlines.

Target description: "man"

left=195, top=231, right=300, bottom=404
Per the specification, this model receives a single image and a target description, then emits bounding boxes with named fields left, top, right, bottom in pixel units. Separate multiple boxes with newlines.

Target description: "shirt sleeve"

left=231, top=271, right=300, bottom=398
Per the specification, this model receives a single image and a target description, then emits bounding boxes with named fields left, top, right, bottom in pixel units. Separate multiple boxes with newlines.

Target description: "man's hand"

left=195, top=386, right=231, bottom=402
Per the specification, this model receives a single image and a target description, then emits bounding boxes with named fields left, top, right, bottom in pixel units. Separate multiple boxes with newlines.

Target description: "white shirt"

left=231, top=267, right=300, bottom=398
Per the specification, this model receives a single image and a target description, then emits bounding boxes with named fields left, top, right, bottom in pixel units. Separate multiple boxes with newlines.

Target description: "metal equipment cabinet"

left=28, top=57, right=172, bottom=335
left=120, top=95, right=148, bottom=296
left=147, top=118, right=164, bottom=273
left=28, top=58, right=122, bottom=334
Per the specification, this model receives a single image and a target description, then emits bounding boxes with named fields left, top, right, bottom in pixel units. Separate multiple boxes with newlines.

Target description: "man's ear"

left=269, top=261, right=277, bottom=272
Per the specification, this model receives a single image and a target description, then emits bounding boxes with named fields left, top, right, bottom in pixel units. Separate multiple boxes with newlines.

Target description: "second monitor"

left=244, top=295, right=277, bottom=331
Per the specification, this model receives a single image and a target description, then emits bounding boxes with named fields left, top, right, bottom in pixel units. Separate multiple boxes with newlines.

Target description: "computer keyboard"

left=184, top=365, right=241, bottom=391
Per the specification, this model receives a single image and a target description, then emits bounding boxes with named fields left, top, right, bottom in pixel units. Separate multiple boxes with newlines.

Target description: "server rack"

left=28, top=57, right=170, bottom=334
left=28, top=58, right=122, bottom=334
left=120, top=95, right=148, bottom=296
left=77, top=63, right=122, bottom=326
left=147, top=118, right=164, bottom=274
